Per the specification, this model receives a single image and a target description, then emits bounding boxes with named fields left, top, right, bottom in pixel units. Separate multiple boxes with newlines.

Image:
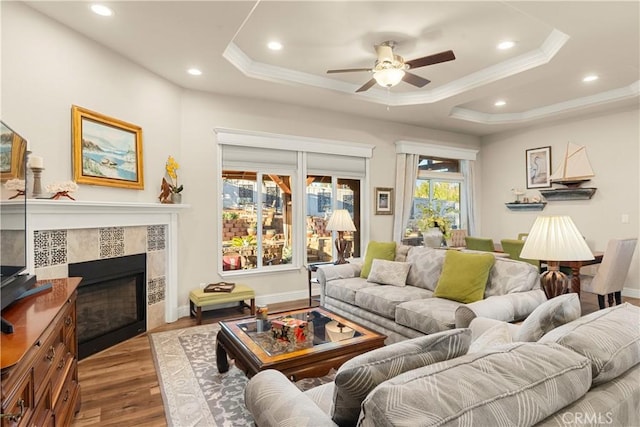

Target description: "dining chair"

left=448, top=229, right=468, bottom=248
left=517, top=233, right=528, bottom=241
left=500, top=239, right=542, bottom=271
left=464, top=236, right=495, bottom=252
left=580, top=238, right=637, bottom=309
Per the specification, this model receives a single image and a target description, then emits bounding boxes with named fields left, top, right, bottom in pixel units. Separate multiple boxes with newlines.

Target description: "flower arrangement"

left=417, top=206, right=452, bottom=239
left=165, top=156, right=183, bottom=194
left=46, top=181, right=79, bottom=200
left=4, top=179, right=26, bottom=199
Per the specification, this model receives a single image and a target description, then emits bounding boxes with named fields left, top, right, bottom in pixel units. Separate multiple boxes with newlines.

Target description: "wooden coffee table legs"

left=216, top=337, right=229, bottom=373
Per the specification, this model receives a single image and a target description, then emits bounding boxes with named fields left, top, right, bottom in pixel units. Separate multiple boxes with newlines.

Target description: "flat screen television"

left=1, top=121, right=36, bottom=333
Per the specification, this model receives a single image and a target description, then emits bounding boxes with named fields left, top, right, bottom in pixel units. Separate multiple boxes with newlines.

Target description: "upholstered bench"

left=189, top=284, right=256, bottom=324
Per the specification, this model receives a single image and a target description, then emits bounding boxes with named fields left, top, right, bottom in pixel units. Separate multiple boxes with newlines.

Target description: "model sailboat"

left=540, top=142, right=597, bottom=200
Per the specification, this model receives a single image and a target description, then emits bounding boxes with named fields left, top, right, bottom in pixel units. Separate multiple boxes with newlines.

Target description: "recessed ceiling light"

left=494, top=100, right=506, bottom=107
left=267, top=41, right=283, bottom=51
left=497, top=41, right=515, bottom=50
left=582, top=74, right=599, bottom=82
left=187, top=68, right=202, bottom=76
left=91, top=4, right=113, bottom=17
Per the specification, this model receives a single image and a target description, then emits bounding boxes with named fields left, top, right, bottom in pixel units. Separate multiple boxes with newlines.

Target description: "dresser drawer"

left=29, top=382, right=53, bottom=427
left=52, top=361, right=79, bottom=427
left=0, top=369, right=33, bottom=427
left=32, top=323, right=65, bottom=402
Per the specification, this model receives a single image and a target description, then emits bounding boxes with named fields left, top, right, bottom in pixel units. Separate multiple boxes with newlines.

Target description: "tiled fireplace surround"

left=27, top=200, right=186, bottom=331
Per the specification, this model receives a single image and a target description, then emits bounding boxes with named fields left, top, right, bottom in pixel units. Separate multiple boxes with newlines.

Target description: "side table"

left=307, top=261, right=333, bottom=306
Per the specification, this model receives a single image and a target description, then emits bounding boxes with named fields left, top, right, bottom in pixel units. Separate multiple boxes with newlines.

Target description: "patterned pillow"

left=540, top=303, right=640, bottom=386
left=515, top=293, right=581, bottom=342
left=405, top=246, right=445, bottom=290
left=331, top=328, right=471, bottom=426
left=366, top=259, right=411, bottom=287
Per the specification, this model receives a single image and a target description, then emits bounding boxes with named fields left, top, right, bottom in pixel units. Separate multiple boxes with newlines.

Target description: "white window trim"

left=395, top=140, right=478, bottom=161
left=216, top=128, right=373, bottom=276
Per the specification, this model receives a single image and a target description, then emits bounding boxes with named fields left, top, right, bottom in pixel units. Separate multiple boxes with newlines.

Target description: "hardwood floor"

left=71, top=294, right=639, bottom=426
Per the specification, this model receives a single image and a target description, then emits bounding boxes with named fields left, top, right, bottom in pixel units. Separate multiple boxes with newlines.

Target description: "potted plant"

left=417, top=206, right=452, bottom=248
left=165, top=155, right=183, bottom=203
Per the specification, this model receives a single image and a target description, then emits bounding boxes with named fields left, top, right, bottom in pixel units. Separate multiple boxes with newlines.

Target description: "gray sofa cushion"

left=359, top=342, right=592, bottom=427
left=395, top=297, right=461, bottom=334
left=540, top=303, right=640, bottom=386
left=404, top=246, right=445, bottom=291
left=332, top=328, right=471, bottom=427
left=325, top=277, right=376, bottom=305
left=516, top=293, right=582, bottom=342
left=354, top=285, right=432, bottom=320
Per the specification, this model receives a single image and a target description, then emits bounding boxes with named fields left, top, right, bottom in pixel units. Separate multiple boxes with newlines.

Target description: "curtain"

left=393, top=153, right=419, bottom=242
left=461, top=159, right=477, bottom=235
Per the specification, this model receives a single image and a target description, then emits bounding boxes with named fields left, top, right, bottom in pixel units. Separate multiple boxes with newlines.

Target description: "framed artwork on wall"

left=525, top=146, right=551, bottom=189
left=374, top=187, right=393, bottom=215
left=0, top=121, right=28, bottom=181
left=72, top=105, right=144, bottom=189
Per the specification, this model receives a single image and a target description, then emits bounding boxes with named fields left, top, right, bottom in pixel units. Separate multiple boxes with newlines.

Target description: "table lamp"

left=520, top=215, right=594, bottom=299
left=325, top=209, right=356, bottom=264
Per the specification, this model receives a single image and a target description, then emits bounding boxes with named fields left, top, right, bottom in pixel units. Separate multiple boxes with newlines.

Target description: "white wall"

left=480, top=108, right=640, bottom=295
left=1, top=2, right=182, bottom=202
left=2, top=3, right=480, bottom=312
left=177, top=90, right=479, bottom=307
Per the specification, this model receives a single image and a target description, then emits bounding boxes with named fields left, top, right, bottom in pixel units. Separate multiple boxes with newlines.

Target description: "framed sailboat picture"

left=525, top=146, right=551, bottom=189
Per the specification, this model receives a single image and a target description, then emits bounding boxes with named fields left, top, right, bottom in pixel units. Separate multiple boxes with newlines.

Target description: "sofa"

left=317, top=243, right=547, bottom=343
left=245, top=302, right=640, bottom=427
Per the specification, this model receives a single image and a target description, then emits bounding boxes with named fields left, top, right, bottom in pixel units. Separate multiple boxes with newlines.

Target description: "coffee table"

left=216, top=307, right=386, bottom=380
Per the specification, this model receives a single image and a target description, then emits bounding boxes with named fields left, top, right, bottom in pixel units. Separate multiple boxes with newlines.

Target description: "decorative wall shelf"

left=539, top=188, right=597, bottom=201
left=505, top=202, right=547, bottom=211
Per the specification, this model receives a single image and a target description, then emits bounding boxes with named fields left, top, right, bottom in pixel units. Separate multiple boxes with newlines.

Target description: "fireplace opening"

left=69, top=253, right=146, bottom=359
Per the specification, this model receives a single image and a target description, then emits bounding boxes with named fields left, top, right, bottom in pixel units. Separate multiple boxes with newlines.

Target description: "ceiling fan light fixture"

left=374, top=68, right=405, bottom=88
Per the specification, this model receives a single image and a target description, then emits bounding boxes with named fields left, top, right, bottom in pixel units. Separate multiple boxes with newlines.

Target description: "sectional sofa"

left=317, top=244, right=547, bottom=343
left=245, top=302, right=640, bottom=427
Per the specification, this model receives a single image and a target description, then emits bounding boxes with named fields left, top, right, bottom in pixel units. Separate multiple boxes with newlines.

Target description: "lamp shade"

left=520, top=215, right=594, bottom=261
left=325, top=209, right=356, bottom=232
left=373, top=68, right=405, bottom=88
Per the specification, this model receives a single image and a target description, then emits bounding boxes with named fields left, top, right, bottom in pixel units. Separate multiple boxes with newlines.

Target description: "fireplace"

left=69, top=253, right=146, bottom=359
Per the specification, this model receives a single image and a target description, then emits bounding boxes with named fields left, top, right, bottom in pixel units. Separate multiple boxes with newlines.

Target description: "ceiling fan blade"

left=355, top=78, right=376, bottom=93
left=327, top=68, right=372, bottom=74
left=403, top=72, right=431, bottom=88
left=405, top=50, right=456, bottom=69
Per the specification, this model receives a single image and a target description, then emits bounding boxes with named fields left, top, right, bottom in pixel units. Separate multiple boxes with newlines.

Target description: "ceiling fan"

left=327, top=41, right=455, bottom=93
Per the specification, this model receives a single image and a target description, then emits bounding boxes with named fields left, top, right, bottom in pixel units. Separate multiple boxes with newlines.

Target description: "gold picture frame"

left=0, top=121, right=28, bottom=182
left=374, top=187, right=393, bottom=215
left=72, top=105, right=144, bottom=189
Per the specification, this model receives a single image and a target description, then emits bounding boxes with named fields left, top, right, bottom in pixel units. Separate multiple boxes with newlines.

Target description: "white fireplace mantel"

left=25, top=199, right=189, bottom=322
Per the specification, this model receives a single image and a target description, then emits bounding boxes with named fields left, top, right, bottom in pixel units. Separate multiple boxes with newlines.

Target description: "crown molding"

left=223, top=29, right=569, bottom=107
left=449, top=80, right=640, bottom=124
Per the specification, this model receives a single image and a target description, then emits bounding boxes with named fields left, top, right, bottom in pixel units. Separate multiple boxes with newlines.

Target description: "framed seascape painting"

left=525, top=146, right=551, bottom=189
left=72, top=105, right=144, bottom=189
left=374, top=187, right=393, bottom=215
left=0, top=121, right=27, bottom=181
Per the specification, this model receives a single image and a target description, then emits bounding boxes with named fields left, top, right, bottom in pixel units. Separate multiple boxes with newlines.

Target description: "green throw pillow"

left=360, top=241, right=396, bottom=278
left=433, top=250, right=495, bottom=303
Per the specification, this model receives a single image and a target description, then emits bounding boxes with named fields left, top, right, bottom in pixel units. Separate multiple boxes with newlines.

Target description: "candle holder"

left=30, top=167, right=44, bottom=198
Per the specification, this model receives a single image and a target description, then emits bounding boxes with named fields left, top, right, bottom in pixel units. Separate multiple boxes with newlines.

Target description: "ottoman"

left=189, top=284, right=256, bottom=324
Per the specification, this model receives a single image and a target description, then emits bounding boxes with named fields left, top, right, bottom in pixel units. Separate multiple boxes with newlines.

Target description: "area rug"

left=149, top=323, right=335, bottom=427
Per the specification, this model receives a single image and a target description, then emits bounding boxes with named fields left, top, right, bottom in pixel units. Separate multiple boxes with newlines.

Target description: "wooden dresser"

left=1, top=277, right=81, bottom=426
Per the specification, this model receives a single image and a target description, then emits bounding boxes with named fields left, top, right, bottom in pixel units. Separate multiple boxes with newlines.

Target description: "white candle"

left=29, top=155, right=44, bottom=169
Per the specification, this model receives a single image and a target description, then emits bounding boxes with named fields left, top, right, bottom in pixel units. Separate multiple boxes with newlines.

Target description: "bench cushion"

left=189, top=284, right=255, bottom=306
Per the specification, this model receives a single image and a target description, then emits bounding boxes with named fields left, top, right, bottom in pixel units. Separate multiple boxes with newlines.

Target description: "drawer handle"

left=46, top=345, right=56, bottom=361
left=58, top=358, right=65, bottom=370
left=65, top=316, right=73, bottom=327
left=63, top=389, right=70, bottom=402
left=0, top=398, right=25, bottom=422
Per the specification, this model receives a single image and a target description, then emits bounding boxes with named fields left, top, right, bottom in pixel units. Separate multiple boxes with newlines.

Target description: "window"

left=222, top=171, right=293, bottom=271
left=406, top=156, right=463, bottom=239
left=216, top=129, right=373, bottom=275
left=306, top=176, right=361, bottom=263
